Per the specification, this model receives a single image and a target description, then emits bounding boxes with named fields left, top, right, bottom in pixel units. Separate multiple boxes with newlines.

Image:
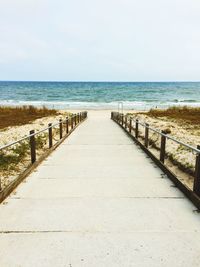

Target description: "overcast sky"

left=0, top=0, right=200, bottom=81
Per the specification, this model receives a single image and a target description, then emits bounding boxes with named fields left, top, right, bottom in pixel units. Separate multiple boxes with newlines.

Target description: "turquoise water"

left=0, top=81, right=200, bottom=110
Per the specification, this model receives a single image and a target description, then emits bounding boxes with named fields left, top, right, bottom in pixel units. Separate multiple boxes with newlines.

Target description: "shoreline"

left=1, top=103, right=200, bottom=111
left=1, top=99, right=200, bottom=112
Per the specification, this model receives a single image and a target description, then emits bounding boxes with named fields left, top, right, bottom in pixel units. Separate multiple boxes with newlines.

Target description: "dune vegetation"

left=146, top=106, right=200, bottom=125
left=0, top=105, right=58, bottom=129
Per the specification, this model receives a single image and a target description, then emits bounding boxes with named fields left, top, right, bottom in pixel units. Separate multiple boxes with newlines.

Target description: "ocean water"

left=0, top=81, right=200, bottom=110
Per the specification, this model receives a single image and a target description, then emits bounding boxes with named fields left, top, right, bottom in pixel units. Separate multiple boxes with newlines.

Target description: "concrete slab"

left=0, top=198, right=199, bottom=232
left=47, top=144, right=147, bottom=158
left=0, top=232, right=200, bottom=267
left=29, top=163, right=164, bottom=179
left=12, top=177, right=183, bottom=199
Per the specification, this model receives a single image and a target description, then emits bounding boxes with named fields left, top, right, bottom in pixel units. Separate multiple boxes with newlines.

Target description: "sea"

left=0, top=81, right=200, bottom=110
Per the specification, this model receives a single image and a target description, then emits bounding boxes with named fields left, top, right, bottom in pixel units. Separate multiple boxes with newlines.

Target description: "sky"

left=0, top=0, right=200, bottom=81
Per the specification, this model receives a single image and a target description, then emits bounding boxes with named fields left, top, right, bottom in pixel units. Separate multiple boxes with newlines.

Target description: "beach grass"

left=146, top=106, right=200, bottom=124
left=0, top=105, right=58, bottom=129
left=0, top=133, right=49, bottom=172
left=0, top=140, right=29, bottom=171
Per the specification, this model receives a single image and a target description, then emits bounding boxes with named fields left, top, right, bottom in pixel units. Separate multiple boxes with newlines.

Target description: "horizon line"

left=0, top=80, right=200, bottom=83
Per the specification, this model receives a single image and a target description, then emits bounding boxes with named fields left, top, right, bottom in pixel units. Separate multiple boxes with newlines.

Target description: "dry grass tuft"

left=145, top=106, right=200, bottom=125
left=0, top=105, right=58, bottom=129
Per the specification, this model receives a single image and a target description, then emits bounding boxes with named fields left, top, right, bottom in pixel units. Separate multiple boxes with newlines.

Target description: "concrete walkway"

left=0, top=111, right=200, bottom=267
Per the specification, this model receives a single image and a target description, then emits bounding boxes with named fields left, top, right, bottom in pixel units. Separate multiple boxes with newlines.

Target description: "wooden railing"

left=0, top=111, right=87, bottom=201
left=111, top=111, right=200, bottom=209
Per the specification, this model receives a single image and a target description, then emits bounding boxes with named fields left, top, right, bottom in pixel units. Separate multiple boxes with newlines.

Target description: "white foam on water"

left=0, top=100, right=200, bottom=110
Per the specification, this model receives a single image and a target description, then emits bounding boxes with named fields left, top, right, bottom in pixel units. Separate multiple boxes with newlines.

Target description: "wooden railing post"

left=66, top=117, right=69, bottom=134
left=48, top=123, right=53, bottom=148
left=193, top=145, right=200, bottom=197
left=122, top=114, right=124, bottom=127
left=59, top=119, right=63, bottom=139
left=125, top=116, right=127, bottom=129
left=145, top=123, right=149, bottom=148
left=135, top=119, right=139, bottom=139
left=71, top=116, right=74, bottom=129
left=160, top=131, right=166, bottom=163
left=75, top=114, right=77, bottom=126
left=129, top=118, right=132, bottom=133
left=30, top=130, right=36, bottom=164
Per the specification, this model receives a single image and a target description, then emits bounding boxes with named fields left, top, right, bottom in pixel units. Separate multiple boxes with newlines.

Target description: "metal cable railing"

left=111, top=111, right=200, bottom=200
left=133, top=118, right=200, bottom=154
left=112, top=112, right=200, bottom=154
left=0, top=111, right=87, bottom=191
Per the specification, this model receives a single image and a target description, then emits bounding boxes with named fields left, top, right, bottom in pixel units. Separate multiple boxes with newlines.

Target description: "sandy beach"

left=0, top=111, right=70, bottom=147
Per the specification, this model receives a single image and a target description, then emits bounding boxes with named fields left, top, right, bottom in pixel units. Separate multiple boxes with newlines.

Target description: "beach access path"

left=0, top=110, right=200, bottom=267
